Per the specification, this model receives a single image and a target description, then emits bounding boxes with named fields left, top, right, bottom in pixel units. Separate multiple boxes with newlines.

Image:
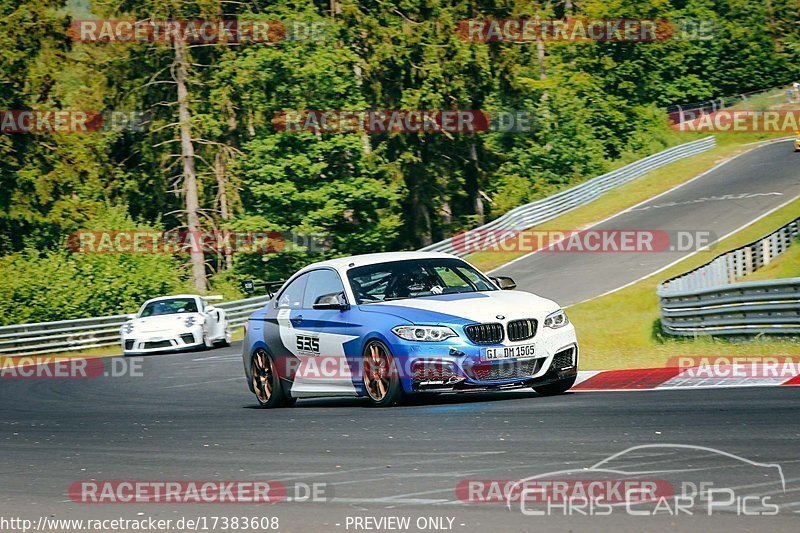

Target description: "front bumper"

left=389, top=323, right=579, bottom=393
left=121, top=326, right=204, bottom=355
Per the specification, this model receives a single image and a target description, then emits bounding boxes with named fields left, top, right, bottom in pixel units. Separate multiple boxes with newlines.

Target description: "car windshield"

left=347, top=258, right=497, bottom=304
left=139, top=298, right=198, bottom=317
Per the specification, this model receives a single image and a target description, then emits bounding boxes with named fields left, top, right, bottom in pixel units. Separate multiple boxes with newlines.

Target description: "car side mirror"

left=313, top=292, right=350, bottom=311
left=491, top=276, right=517, bottom=290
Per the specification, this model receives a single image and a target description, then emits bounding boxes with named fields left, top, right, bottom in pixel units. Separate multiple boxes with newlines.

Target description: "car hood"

left=358, top=291, right=560, bottom=325
left=129, top=313, right=202, bottom=332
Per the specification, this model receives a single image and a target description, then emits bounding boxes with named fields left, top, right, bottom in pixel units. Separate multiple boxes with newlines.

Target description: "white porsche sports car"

left=121, top=295, right=232, bottom=356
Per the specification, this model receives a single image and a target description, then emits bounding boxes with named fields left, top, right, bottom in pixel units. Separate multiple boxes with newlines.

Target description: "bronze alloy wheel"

left=251, top=349, right=274, bottom=405
left=362, top=340, right=403, bottom=406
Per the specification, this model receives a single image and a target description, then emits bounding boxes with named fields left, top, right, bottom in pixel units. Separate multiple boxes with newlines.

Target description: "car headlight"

left=123, top=323, right=134, bottom=334
left=392, top=326, right=457, bottom=342
left=543, top=309, right=569, bottom=329
left=185, top=316, right=196, bottom=328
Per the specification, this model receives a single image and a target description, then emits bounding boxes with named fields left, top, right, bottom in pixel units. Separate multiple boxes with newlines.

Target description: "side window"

left=277, top=274, right=308, bottom=309
left=456, top=266, right=493, bottom=291
left=434, top=266, right=471, bottom=290
left=303, top=269, right=346, bottom=309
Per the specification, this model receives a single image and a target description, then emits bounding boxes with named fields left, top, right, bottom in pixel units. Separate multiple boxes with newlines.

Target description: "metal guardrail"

left=420, top=136, right=716, bottom=257
left=665, top=86, right=789, bottom=125
left=0, top=295, right=272, bottom=357
left=658, top=217, right=800, bottom=336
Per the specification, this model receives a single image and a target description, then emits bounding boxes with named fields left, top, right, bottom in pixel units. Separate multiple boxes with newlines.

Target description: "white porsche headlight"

left=543, top=309, right=569, bottom=329
left=392, top=326, right=457, bottom=342
left=185, top=316, right=196, bottom=328
left=123, top=322, right=134, bottom=334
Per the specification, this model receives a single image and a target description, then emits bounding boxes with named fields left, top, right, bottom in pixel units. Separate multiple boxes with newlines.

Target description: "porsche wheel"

left=214, top=326, right=232, bottom=347
left=362, top=340, right=404, bottom=407
left=251, top=349, right=293, bottom=408
left=222, top=325, right=232, bottom=346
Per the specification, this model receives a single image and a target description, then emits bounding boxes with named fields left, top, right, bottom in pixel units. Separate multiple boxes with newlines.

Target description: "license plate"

left=482, top=344, right=535, bottom=361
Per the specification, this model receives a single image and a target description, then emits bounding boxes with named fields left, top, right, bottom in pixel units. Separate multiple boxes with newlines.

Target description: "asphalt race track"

left=2, top=346, right=800, bottom=531
left=494, top=139, right=800, bottom=305
left=2, top=140, right=799, bottom=532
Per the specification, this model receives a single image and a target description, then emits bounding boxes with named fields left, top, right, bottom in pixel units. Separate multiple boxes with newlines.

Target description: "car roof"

left=298, top=251, right=464, bottom=274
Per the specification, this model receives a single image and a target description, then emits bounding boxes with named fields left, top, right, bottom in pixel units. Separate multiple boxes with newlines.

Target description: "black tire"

left=534, top=376, right=577, bottom=396
left=250, top=349, right=293, bottom=408
left=202, top=332, right=214, bottom=350
left=216, top=326, right=233, bottom=347
left=283, top=396, right=298, bottom=407
left=362, top=340, right=404, bottom=407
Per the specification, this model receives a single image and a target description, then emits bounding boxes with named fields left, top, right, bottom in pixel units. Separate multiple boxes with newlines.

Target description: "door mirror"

left=313, top=292, right=350, bottom=310
left=491, top=276, right=517, bottom=290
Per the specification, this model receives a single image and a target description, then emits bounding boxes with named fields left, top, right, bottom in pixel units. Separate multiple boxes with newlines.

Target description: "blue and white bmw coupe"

left=242, top=252, right=578, bottom=407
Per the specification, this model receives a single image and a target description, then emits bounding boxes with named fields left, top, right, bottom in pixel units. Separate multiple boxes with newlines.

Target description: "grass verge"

left=0, top=327, right=245, bottom=367
left=0, top=345, right=118, bottom=368
left=567, top=196, right=800, bottom=370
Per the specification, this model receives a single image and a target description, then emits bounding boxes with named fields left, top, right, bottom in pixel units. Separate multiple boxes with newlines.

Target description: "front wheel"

left=202, top=332, right=214, bottom=350
left=534, top=376, right=576, bottom=396
left=362, top=340, right=404, bottom=407
left=251, top=349, right=293, bottom=408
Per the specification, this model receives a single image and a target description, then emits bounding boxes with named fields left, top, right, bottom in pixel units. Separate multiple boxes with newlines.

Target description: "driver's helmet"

left=391, top=266, right=431, bottom=297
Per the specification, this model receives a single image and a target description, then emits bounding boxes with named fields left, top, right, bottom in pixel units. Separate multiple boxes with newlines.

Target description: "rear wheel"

left=534, top=376, right=576, bottom=396
left=214, top=325, right=232, bottom=347
left=362, top=340, right=404, bottom=407
left=251, top=349, right=293, bottom=408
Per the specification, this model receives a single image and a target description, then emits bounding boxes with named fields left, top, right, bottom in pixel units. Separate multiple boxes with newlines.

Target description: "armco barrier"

left=665, top=85, right=789, bottom=126
left=658, top=217, right=800, bottom=336
left=0, top=295, right=272, bottom=357
left=420, top=136, right=716, bottom=257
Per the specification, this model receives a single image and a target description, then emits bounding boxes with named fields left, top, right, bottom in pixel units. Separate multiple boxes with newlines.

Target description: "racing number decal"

left=296, top=335, right=321, bottom=356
